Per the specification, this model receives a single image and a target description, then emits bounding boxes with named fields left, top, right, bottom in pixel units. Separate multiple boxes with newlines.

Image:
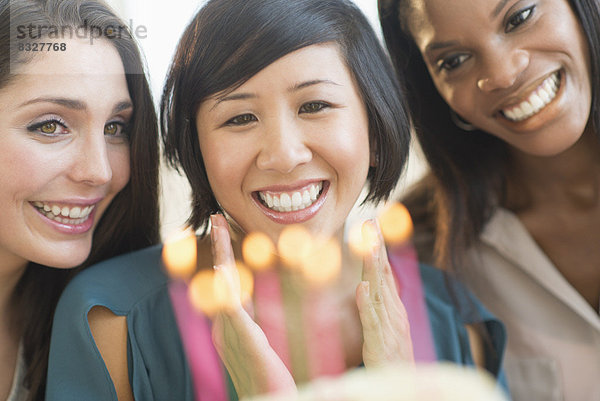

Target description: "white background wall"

left=104, top=0, right=427, bottom=237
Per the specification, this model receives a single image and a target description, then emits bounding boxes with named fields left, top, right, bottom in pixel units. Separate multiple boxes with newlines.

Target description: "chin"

left=511, top=132, right=583, bottom=157
left=32, top=246, right=92, bottom=269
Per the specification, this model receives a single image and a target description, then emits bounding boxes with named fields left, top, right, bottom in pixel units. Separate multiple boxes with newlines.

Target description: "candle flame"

left=236, top=261, right=254, bottom=304
left=188, top=262, right=255, bottom=316
left=277, top=225, right=313, bottom=269
left=188, top=270, right=220, bottom=316
left=378, top=203, right=413, bottom=245
left=348, top=220, right=378, bottom=256
left=162, top=229, right=197, bottom=280
left=300, top=237, right=342, bottom=285
left=242, top=232, right=276, bottom=271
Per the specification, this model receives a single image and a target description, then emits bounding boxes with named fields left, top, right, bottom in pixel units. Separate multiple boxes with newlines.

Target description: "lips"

left=501, top=70, right=561, bottom=122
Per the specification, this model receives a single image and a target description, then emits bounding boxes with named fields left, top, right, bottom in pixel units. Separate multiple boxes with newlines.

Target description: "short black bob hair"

left=161, top=0, right=411, bottom=234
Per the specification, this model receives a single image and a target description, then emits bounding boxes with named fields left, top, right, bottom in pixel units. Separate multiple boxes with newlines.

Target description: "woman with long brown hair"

left=0, top=0, right=159, bottom=399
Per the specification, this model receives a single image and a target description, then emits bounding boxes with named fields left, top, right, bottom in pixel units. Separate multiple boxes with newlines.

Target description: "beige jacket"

left=462, top=208, right=600, bottom=401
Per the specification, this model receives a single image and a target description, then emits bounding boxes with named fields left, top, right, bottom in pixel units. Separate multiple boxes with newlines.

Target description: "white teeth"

left=291, top=192, right=302, bottom=210
left=32, top=202, right=96, bottom=225
left=258, top=182, right=324, bottom=213
left=280, top=193, right=292, bottom=208
left=521, top=102, right=534, bottom=115
left=539, top=88, right=551, bottom=103
left=529, top=94, right=544, bottom=109
left=502, top=71, right=560, bottom=122
left=69, top=207, right=81, bottom=219
left=302, top=191, right=311, bottom=205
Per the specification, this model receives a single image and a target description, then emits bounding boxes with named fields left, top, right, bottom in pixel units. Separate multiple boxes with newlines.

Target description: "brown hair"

left=0, top=1, right=160, bottom=399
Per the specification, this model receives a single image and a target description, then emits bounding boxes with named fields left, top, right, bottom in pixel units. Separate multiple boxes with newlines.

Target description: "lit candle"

left=162, top=231, right=228, bottom=401
left=378, top=203, right=436, bottom=363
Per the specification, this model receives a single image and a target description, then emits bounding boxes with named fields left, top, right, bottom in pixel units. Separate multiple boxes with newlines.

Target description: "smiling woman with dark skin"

left=379, top=0, right=600, bottom=399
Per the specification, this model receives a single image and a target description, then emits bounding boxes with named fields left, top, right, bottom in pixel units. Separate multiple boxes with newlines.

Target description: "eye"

left=224, top=113, right=257, bottom=126
left=27, top=118, right=69, bottom=136
left=505, top=5, right=535, bottom=32
left=437, top=54, right=471, bottom=72
left=299, top=101, right=330, bottom=114
left=104, top=122, right=127, bottom=137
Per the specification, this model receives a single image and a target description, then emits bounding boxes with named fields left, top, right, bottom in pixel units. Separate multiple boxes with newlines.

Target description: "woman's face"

left=0, top=38, right=131, bottom=269
left=196, top=43, right=371, bottom=242
left=408, top=0, right=592, bottom=156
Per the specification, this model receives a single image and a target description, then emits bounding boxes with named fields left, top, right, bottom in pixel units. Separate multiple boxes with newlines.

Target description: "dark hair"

left=0, top=1, right=160, bottom=399
left=161, top=0, right=411, bottom=234
left=379, top=0, right=600, bottom=268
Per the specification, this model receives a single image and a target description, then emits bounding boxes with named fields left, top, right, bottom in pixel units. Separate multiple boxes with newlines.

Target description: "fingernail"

left=210, top=225, right=217, bottom=243
left=362, top=280, right=370, bottom=295
left=210, top=215, right=219, bottom=243
left=373, top=218, right=381, bottom=230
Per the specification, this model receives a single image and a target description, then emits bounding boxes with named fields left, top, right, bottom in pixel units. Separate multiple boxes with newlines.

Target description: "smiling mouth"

left=256, top=182, right=324, bottom=213
left=501, top=70, right=561, bottom=122
left=32, top=201, right=96, bottom=225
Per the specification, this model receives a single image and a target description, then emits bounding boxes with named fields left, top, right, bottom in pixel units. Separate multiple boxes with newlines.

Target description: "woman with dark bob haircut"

left=160, top=1, right=407, bottom=233
left=380, top=0, right=600, bottom=399
left=0, top=0, right=159, bottom=400
left=46, top=0, right=506, bottom=400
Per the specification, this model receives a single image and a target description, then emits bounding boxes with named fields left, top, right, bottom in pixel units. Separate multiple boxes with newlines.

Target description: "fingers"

left=358, top=219, right=414, bottom=367
left=211, top=214, right=235, bottom=267
left=210, top=214, right=242, bottom=311
left=356, top=281, right=384, bottom=341
left=361, top=220, right=401, bottom=317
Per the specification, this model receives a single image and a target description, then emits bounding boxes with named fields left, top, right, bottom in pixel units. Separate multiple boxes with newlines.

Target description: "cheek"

left=318, top=116, right=371, bottom=181
left=1, top=142, right=68, bottom=199
left=429, top=71, right=471, bottom=115
left=440, top=85, right=466, bottom=113
left=199, top=136, right=251, bottom=204
left=108, top=146, right=131, bottom=192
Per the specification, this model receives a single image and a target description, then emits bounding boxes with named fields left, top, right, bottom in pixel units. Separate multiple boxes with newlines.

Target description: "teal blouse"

left=46, top=244, right=507, bottom=400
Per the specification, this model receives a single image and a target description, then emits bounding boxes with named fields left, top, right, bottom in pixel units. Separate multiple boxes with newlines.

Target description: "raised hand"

left=356, top=219, right=414, bottom=368
left=209, top=214, right=296, bottom=399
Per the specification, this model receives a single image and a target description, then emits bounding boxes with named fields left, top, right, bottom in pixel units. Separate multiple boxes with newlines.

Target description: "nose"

left=477, top=48, right=529, bottom=92
left=255, top=117, right=312, bottom=173
left=69, top=131, right=113, bottom=185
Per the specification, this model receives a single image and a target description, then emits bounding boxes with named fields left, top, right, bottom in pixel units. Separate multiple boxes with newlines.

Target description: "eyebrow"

left=19, top=97, right=133, bottom=114
left=20, top=97, right=86, bottom=110
left=211, top=79, right=341, bottom=110
left=424, top=1, right=510, bottom=57
left=213, top=93, right=256, bottom=108
left=492, top=0, right=510, bottom=18
left=113, top=100, right=134, bottom=114
left=425, top=40, right=460, bottom=56
left=290, top=79, right=341, bottom=91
